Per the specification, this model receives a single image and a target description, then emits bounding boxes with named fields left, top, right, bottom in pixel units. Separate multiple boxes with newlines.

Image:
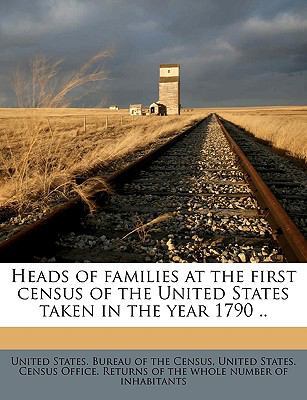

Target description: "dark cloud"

left=0, top=0, right=306, bottom=107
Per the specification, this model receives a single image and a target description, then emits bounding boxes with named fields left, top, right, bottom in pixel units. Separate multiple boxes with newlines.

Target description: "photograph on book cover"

left=0, top=0, right=306, bottom=399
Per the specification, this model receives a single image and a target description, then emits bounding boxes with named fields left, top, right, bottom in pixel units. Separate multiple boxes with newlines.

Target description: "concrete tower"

left=159, top=64, right=180, bottom=115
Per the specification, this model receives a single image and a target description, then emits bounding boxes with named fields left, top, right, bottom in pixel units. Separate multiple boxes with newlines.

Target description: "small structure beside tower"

left=149, top=102, right=167, bottom=116
left=129, top=104, right=146, bottom=116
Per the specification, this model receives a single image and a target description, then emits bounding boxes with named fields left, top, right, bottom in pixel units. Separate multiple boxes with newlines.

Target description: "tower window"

left=168, top=69, right=171, bottom=73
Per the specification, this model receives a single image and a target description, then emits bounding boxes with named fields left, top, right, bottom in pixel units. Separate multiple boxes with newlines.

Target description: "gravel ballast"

left=49, top=116, right=284, bottom=263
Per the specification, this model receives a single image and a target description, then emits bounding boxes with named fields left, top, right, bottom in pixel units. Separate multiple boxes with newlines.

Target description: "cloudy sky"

left=0, top=0, right=306, bottom=107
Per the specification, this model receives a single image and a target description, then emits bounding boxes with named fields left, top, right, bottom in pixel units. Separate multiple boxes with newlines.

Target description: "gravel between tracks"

left=48, top=116, right=284, bottom=263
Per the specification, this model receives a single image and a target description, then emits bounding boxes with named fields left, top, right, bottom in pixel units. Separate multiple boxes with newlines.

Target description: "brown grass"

left=216, top=106, right=307, bottom=162
left=121, top=212, right=175, bottom=241
left=0, top=110, right=205, bottom=214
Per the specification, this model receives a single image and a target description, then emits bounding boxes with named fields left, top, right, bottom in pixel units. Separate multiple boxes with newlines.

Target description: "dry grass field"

left=215, top=106, right=307, bottom=163
left=1, top=104, right=306, bottom=220
left=0, top=108, right=205, bottom=215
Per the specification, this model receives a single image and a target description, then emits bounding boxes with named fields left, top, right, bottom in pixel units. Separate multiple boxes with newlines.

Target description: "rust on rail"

left=215, top=114, right=307, bottom=262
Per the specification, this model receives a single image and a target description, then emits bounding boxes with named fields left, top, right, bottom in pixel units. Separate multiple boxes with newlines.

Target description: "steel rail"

left=215, top=114, right=307, bottom=262
left=0, top=117, right=206, bottom=262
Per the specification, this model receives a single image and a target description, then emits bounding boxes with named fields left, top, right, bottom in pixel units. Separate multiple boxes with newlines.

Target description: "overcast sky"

left=0, top=0, right=307, bottom=107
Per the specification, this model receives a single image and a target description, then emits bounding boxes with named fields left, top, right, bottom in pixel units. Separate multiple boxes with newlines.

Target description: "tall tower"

left=159, top=64, right=180, bottom=115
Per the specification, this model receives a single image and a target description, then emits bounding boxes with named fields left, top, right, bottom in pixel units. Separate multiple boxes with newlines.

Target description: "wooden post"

left=47, top=118, right=53, bottom=134
left=120, top=116, right=123, bottom=126
left=105, top=116, right=108, bottom=128
left=83, top=115, right=87, bottom=133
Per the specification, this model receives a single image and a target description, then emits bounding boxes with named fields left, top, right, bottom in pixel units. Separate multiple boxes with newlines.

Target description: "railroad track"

left=218, top=116, right=307, bottom=237
left=0, top=114, right=306, bottom=262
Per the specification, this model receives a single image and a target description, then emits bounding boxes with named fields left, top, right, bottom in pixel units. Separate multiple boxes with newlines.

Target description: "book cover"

left=0, top=1, right=306, bottom=399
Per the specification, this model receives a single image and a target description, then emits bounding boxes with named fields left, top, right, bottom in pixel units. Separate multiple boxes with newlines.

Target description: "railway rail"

left=218, top=117, right=307, bottom=236
left=0, top=114, right=306, bottom=262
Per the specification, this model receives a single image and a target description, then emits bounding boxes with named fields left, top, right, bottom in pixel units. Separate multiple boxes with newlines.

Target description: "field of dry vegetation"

left=0, top=108, right=204, bottom=215
left=1, top=105, right=305, bottom=219
left=215, top=106, right=307, bottom=163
